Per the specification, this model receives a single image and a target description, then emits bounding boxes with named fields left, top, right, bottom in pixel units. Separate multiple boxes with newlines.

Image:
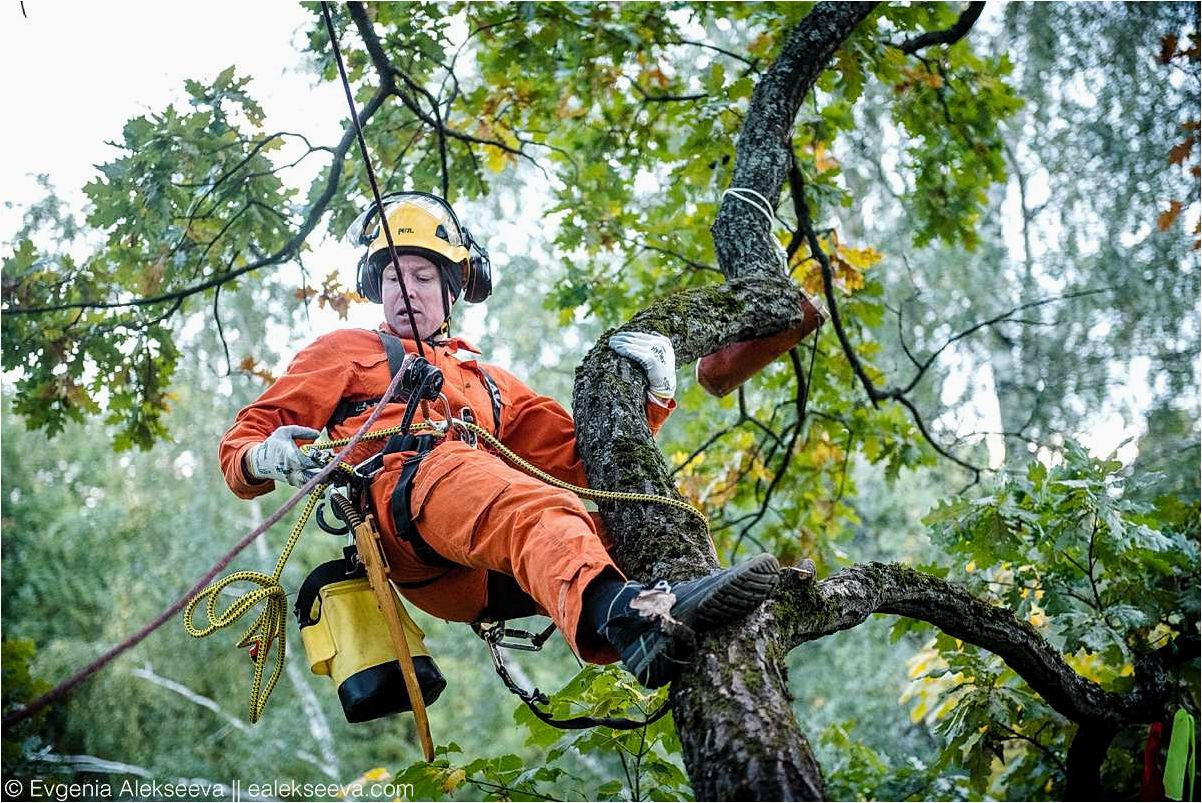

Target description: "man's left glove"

left=246, top=425, right=323, bottom=487
left=608, top=331, right=676, bottom=404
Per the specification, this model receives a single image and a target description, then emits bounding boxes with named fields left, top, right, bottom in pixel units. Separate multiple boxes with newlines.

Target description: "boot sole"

left=689, top=553, right=781, bottom=631
left=633, top=554, right=781, bottom=688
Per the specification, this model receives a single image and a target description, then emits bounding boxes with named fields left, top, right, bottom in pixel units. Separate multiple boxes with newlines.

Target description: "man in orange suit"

left=219, top=192, right=779, bottom=688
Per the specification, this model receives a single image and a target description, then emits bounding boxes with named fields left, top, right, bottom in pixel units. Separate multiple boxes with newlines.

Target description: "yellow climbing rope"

left=457, top=420, right=710, bottom=534
left=183, top=420, right=706, bottom=723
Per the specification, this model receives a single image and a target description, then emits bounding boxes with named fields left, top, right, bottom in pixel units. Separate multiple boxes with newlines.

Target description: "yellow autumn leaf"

left=441, top=769, right=466, bottom=793
left=907, top=649, right=936, bottom=680
left=484, top=145, right=509, bottom=173
left=1065, top=648, right=1106, bottom=683
left=833, top=257, right=866, bottom=291
left=813, top=141, right=839, bottom=173
left=672, top=450, right=702, bottom=478
left=840, top=245, right=883, bottom=271
left=930, top=695, right=960, bottom=720
left=1147, top=621, right=1180, bottom=648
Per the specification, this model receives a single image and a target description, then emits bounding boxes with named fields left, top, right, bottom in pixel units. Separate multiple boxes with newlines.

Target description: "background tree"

left=3, top=2, right=1197, bottom=800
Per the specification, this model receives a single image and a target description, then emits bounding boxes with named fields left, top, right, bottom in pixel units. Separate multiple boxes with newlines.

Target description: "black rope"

left=320, top=2, right=426, bottom=361
left=475, top=622, right=671, bottom=731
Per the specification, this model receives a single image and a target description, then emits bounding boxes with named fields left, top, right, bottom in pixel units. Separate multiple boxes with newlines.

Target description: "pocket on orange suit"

left=409, top=444, right=514, bottom=567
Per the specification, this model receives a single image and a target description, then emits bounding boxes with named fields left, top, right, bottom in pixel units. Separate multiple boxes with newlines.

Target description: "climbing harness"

left=184, top=415, right=696, bottom=732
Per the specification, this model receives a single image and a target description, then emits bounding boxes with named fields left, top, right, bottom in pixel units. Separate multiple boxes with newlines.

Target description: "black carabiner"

left=316, top=501, right=351, bottom=536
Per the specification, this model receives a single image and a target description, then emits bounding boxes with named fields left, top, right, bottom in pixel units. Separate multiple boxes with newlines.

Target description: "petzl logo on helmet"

left=391, top=227, right=415, bottom=234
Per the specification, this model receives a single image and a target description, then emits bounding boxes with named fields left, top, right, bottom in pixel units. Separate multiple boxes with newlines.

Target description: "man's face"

left=379, top=253, right=454, bottom=340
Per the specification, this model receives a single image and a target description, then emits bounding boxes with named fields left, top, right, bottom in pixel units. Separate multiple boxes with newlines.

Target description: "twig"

left=896, top=2, right=986, bottom=54
left=212, top=272, right=232, bottom=376
left=5, top=87, right=388, bottom=316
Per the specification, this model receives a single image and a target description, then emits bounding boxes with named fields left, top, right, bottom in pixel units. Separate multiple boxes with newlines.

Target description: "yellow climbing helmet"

left=348, top=191, right=492, bottom=305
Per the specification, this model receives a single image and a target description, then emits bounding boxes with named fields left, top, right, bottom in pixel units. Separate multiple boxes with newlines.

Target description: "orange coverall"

left=219, top=325, right=673, bottom=662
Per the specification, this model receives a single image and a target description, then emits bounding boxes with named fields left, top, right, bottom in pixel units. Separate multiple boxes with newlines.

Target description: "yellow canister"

left=295, top=558, right=446, bottom=723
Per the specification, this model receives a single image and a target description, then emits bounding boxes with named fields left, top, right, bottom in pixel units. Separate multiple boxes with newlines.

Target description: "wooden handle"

left=353, top=515, right=435, bottom=762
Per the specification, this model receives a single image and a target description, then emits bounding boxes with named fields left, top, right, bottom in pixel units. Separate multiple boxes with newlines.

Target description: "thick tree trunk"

left=573, top=5, right=876, bottom=799
left=1064, top=725, right=1117, bottom=801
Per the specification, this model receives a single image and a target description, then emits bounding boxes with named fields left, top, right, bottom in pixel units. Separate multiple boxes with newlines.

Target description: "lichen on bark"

left=571, top=4, right=878, bottom=800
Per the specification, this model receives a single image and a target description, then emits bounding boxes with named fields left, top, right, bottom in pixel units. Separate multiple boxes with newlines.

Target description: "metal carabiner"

left=457, top=407, right=478, bottom=447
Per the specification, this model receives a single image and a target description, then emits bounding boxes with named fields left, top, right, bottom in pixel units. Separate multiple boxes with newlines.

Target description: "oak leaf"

left=1157, top=200, right=1183, bottom=231
left=1168, top=137, right=1195, bottom=166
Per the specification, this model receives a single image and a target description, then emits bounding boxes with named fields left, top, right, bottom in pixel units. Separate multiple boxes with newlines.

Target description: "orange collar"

left=377, top=324, right=481, bottom=355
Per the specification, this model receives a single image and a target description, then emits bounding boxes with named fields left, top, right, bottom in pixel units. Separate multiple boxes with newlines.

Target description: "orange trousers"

left=370, top=440, right=621, bottom=663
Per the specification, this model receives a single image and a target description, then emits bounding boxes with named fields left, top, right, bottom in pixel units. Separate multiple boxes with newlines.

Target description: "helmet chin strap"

left=425, top=268, right=455, bottom=346
left=439, top=271, right=453, bottom=334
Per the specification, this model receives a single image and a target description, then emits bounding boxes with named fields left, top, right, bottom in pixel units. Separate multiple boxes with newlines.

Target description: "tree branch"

left=348, top=1, right=552, bottom=180
left=898, top=288, right=1116, bottom=395
left=346, top=2, right=450, bottom=197
left=896, top=2, right=987, bottom=54
left=792, top=162, right=985, bottom=483
left=772, top=562, right=1196, bottom=729
left=4, top=87, right=388, bottom=316
left=574, top=5, right=877, bottom=800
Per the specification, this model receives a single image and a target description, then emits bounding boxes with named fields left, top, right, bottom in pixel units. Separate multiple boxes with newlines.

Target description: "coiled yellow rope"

left=183, top=420, right=706, bottom=722
left=182, top=488, right=329, bottom=722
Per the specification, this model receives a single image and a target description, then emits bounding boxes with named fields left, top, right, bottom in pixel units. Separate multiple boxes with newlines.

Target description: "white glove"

left=608, top=331, right=676, bottom=402
left=247, top=425, right=322, bottom=487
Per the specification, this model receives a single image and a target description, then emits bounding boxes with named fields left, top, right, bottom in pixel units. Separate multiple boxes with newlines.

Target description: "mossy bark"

left=572, top=5, right=876, bottom=800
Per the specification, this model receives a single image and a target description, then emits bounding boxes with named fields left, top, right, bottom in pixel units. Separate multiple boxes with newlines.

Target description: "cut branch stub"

left=574, top=273, right=806, bottom=579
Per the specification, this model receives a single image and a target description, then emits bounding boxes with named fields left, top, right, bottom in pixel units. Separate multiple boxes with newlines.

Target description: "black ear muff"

left=356, top=253, right=383, bottom=304
left=460, top=228, right=492, bottom=304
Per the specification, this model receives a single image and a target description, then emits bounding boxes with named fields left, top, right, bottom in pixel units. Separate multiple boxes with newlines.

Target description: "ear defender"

left=356, top=253, right=384, bottom=304
left=461, top=228, right=492, bottom=304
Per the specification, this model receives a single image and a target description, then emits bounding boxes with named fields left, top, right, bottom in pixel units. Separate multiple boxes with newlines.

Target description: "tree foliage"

left=2, top=2, right=1198, bottom=800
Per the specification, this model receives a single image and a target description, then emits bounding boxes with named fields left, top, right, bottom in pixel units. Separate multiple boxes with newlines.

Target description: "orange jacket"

left=219, top=325, right=674, bottom=497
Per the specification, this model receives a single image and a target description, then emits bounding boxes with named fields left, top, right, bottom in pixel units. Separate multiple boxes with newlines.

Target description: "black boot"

left=597, top=554, right=780, bottom=688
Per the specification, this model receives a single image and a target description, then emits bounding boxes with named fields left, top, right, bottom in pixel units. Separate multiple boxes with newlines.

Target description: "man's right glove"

left=608, top=331, right=676, bottom=404
left=246, top=425, right=322, bottom=487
